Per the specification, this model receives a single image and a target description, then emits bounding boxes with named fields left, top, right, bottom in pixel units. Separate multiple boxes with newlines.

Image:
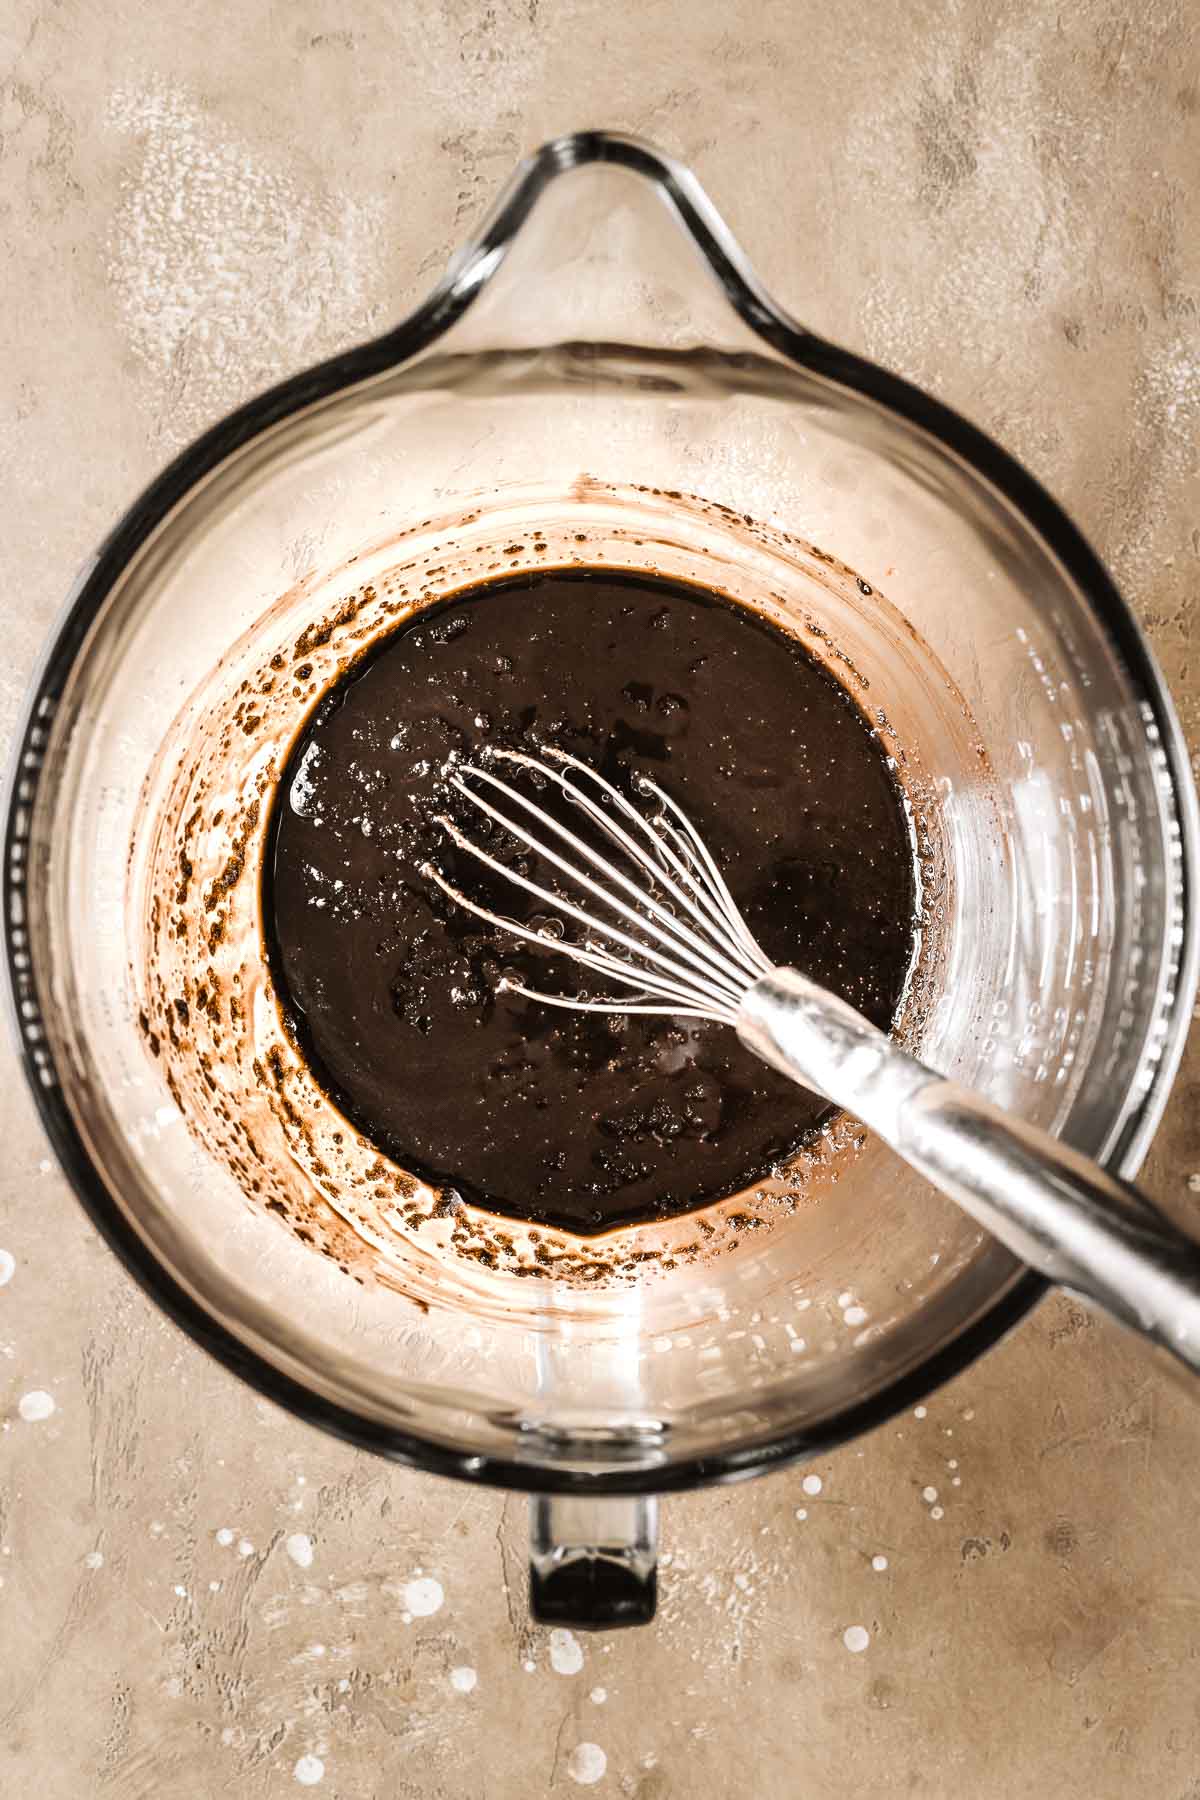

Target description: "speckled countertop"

left=2, top=3, right=1198, bottom=1795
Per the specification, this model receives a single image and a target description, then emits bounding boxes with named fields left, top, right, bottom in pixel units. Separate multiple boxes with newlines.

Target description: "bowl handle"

left=529, top=1493, right=658, bottom=1629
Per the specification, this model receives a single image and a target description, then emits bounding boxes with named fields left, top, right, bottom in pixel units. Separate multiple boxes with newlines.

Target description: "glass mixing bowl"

left=5, top=133, right=1197, bottom=1627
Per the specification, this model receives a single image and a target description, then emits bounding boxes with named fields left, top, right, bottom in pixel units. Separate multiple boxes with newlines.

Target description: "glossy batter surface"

left=267, top=571, right=916, bottom=1232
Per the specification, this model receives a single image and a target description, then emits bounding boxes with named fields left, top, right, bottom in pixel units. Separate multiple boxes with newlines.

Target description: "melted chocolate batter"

left=266, top=571, right=916, bottom=1233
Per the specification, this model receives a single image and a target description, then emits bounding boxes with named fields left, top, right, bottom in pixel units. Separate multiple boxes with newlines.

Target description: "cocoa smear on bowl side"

left=127, top=485, right=952, bottom=1311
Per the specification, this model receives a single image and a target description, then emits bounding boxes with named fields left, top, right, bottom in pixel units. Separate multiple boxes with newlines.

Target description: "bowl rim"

left=4, top=130, right=1197, bottom=1495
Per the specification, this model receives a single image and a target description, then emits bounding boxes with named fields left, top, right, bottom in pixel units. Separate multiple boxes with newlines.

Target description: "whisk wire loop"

left=422, top=748, right=772, bottom=1023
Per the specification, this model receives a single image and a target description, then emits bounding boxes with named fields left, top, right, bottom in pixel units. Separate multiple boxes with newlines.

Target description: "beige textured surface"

left=2, top=2, right=1199, bottom=1795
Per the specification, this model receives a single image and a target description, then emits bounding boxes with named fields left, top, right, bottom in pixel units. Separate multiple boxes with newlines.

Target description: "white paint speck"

left=843, top=1305, right=868, bottom=1327
left=952, top=1477, right=962, bottom=1487
left=293, top=1754, right=325, bottom=1786
left=522, top=1659, right=536, bottom=1672
left=550, top=1627, right=584, bottom=1675
left=215, top=1528, right=234, bottom=1546
left=871, top=1554, right=889, bottom=1572
left=843, top=1625, right=870, bottom=1653
left=209, top=1580, right=222, bottom=1592
left=931, top=1505, right=945, bottom=1520
left=287, top=1533, right=314, bottom=1570
left=1189, top=1173, right=1200, bottom=1193
left=238, top=1539, right=255, bottom=1558
left=963, top=1408, right=975, bottom=1421
left=914, top=1405, right=927, bottom=1419
left=0, top=1250, right=14, bottom=1287
left=567, top=1742, right=608, bottom=1785
left=802, top=1474, right=823, bottom=1496
left=922, top=1486, right=938, bottom=1504
left=948, top=1458, right=958, bottom=1470
left=403, top=1576, right=444, bottom=1617
left=84, top=1551, right=104, bottom=1570
left=794, top=1507, right=808, bottom=1521
left=18, top=1389, right=55, bottom=1423
left=837, top=1290, right=853, bottom=1307
left=173, top=1584, right=187, bottom=1597
left=590, top=1686, right=607, bottom=1704
left=450, top=1665, right=477, bottom=1693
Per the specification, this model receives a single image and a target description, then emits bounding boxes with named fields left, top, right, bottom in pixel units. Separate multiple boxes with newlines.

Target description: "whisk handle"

left=738, top=967, right=1200, bottom=1376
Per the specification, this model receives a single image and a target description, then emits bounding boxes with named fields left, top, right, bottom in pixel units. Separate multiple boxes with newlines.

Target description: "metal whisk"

left=424, top=747, right=1200, bottom=1379
left=422, top=744, right=773, bottom=1024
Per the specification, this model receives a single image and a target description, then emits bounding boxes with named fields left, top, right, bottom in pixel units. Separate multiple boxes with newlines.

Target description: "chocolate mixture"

left=266, top=570, right=916, bottom=1234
